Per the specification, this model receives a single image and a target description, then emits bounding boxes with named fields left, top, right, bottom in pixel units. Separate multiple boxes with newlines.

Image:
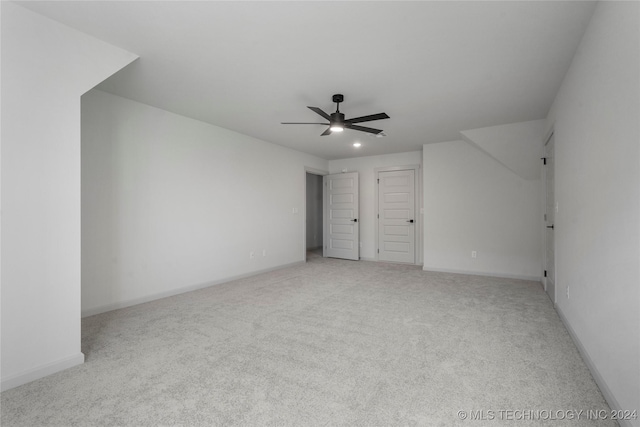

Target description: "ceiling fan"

left=282, top=94, right=390, bottom=136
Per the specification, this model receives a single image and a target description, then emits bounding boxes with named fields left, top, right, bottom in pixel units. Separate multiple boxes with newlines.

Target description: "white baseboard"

left=422, top=266, right=541, bottom=282
left=81, top=261, right=306, bottom=318
left=555, top=306, right=635, bottom=427
left=1, top=352, right=84, bottom=392
left=361, top=257, right=423, bottom=266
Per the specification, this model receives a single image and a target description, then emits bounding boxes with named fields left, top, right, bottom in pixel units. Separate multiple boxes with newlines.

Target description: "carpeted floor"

left=1, top=251, right=615, bottom=426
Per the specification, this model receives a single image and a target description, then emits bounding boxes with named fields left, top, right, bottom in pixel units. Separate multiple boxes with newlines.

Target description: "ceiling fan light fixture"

left=330, top=111, right=345, bottom=132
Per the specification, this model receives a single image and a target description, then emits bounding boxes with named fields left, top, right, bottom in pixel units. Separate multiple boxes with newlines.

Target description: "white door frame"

left=302, top=166, right=328, bottom=262
left=374, top=165, right=422, bottom=265
left=542, top=130, right=556, bottom=304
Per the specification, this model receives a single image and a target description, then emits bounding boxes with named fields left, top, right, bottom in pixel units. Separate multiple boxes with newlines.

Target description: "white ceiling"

left=18, top=1, right=596, bottom=160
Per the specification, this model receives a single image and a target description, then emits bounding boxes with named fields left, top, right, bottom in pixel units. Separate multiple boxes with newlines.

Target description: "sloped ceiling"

left=462, top=120, right=548, bottom=180
left=17, top=1, right=596, bottom=160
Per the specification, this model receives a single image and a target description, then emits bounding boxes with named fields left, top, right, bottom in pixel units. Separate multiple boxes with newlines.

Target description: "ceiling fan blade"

left=345, top=112, right=390, bottom=124
left=346, top=124, right=383, bottom=134
left=308, top=106, right=332, bottom=121
left=281, top=122, right=329, bottom=125
left=321, top=128, right=332, bottom=136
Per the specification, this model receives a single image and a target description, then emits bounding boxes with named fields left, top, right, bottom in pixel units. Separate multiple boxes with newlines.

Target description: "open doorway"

left=305, top=171, right=324, bottom=261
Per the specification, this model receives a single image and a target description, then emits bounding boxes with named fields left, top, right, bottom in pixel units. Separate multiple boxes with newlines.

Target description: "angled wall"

left=1, top=2, right=137, bottom=390
left=461, top=119, right=546, bottom=181
left=422, top=140, right=542, bottom=280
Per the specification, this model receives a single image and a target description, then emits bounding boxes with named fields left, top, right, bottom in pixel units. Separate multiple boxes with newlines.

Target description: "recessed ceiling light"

left=353, top=142, right=362, bottom=148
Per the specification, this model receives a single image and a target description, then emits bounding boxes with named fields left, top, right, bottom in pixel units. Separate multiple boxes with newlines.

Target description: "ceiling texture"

left=18, top=1, right=597, bottom=160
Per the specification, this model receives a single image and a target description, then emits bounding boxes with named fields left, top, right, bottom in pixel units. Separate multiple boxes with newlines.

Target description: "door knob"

left=547, top=225, right=554, bottom=229
left=350, top=219, right=358, bottom=222
left=406, top=219, right=414, bottom=223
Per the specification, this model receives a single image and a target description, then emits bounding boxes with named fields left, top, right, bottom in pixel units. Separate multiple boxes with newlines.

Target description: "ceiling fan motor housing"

left=331, top=112, right=345, bottom=125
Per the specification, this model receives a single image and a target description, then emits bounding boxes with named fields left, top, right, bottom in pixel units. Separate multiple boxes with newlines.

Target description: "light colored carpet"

left=1, top=251, right=614, bottom=426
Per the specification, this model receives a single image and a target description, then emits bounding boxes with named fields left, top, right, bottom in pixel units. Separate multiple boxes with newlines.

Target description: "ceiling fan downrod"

left=332, top=93, right=343, bottom=113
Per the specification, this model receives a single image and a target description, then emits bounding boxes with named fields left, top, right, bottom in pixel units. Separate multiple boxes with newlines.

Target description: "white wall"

left=306, top=173, right=323, bottom=249
left=545, top=1, right=640, bottom=421
left=329, top=151, right=422, bottom=261
left=81, top=90, right=328, bottom=315
left=422, top=140, right=542, bottom=280
left=1, top=3, right=137, bottom=390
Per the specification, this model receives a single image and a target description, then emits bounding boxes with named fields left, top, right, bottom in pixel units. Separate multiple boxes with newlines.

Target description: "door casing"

left=374, top=165, right=422, bottom=265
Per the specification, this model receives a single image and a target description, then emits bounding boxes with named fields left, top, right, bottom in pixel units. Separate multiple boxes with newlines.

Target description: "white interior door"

left=544, top=134, right=556, bottom=303
left=378, top=169, right=415, bottom=263
left=324, top=172, right=359, bottom=260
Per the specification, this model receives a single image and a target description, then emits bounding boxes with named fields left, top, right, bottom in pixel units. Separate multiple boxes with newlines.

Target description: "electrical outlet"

left=249, top=251, right=255, bottom=260
left=262, top=249, right=267, bottom=257
left=471, top=251, right=477, bottom=259
left=566, top=286, right=570, bottom=299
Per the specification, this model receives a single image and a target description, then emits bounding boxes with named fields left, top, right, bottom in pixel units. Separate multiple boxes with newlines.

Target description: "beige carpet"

left=1, top=252, right=614, bottom=426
